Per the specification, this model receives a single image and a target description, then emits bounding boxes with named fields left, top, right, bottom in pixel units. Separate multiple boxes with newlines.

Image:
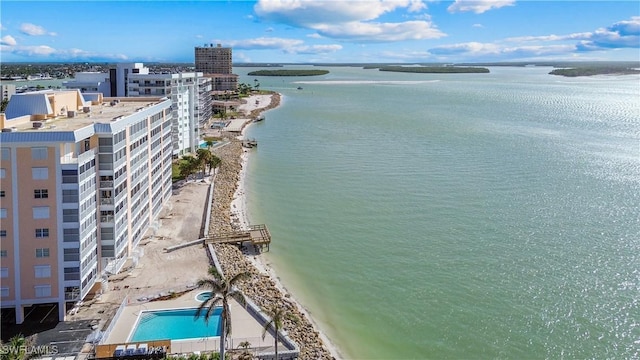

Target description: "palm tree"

left=196, top=148, right=212, bottom=178
left=261, top=305, right=288, bottom=360
left=179, top=155, right=199, bottom=180
left=205, top=140, right=214, bottom=151
left=208, top=154, right=221, bottom=175
left=237, top=341, right=252, bottom=360
left=195, top=267, right=250, bottom=360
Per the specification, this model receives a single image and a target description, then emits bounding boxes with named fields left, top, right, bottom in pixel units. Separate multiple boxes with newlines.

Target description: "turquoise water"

left=130, top=308, right=221, bottom=342
left=196, top=291, right=213, bottom=302
left=239, top=66, right=640, bottom=359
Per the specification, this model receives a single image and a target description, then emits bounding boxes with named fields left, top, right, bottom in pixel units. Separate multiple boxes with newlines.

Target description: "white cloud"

left=19, top=23, right=56, bottom=36
left=577, top=16, right=640, bottom=51
left=428, top=16, right=640, bottom=61
left=285, top=44, right=343, bottom=54
left=503, top=17, right=639, bottom=52
left=2, top=43, right=128, bottom=60
left=429, top=41, right=574, bottom=59
left=1, top=35, right=17, bottom=46
left=504, top=32, right=592, bottom=43
left=472, top=23, right=484, bottom=28
left=315, top=20, right=445, bottom=42
left=221, top=36, right=342, bottom=56
left=448, top=0, right=515, bottom=14
left=224, top=37, right=304, bottom=50
left=254, top=0, right=442, bottom=42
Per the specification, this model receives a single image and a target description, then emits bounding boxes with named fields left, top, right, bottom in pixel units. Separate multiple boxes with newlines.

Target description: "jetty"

left=242, top=139, right=258, bottom=148
left=205, top=224, right=271, bottom=252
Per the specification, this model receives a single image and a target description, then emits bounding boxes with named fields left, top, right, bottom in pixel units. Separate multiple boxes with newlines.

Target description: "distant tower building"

left=195, top=44, right=232, bottom=74
left=194, top=44, right=238, bottom=91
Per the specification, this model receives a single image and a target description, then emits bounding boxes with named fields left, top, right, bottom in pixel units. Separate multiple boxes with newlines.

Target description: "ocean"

left=239, top=65, right=639, bottom=359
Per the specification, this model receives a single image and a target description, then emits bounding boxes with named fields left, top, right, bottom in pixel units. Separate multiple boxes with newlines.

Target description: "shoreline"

left=212, top=93, right=343, bottom=360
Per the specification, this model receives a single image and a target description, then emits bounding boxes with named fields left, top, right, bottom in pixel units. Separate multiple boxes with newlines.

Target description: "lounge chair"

left=125, top=344, right=137, bottom=355
left=114, top=345, right=125, bottom=357
left=136, top=343, right=148, bottom=355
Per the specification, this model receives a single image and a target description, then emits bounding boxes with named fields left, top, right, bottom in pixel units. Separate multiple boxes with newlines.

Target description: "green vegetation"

left=0, top=334, right=36, bottom=360
left=379, top=66, right=490, bottom=73
left=549, top=67, right=640, bottom=77
left=172, top=151, right=221, bottom=182
left=248, top=69, right=330, bottom=76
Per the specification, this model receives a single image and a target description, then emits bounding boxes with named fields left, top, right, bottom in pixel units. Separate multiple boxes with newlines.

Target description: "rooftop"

left=5, top=97, right=167, bottom=133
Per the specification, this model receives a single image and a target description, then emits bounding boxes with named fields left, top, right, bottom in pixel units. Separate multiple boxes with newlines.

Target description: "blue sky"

left=1, top=1, right=639, bottom=63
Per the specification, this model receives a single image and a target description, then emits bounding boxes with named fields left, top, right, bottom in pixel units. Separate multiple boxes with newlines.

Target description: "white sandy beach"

left=232, top=95, right=344, bottom=360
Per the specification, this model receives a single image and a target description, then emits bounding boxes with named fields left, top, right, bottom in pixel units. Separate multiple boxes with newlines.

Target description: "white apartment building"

left=128, top=72, right=211, bottom=156
left=0, top=91, right=173, bottom=323
left=62, top=72, right=112, bottom=95
left=64, top=64, right=212, bottom=156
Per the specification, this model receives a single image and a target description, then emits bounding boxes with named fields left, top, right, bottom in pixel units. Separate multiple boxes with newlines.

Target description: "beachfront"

left=64, top=93, right=339, bottom=359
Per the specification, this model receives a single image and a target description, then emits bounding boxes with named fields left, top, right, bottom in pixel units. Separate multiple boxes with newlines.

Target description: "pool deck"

left=105, top=290, right=279, bottom=355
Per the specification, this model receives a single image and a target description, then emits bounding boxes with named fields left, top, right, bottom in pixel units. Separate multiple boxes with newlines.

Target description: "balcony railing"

left=100, top=215, right=114, bottom=223
left=101, top=198, right=114, bottom=205
left=100, top=181, right=114, bottom=188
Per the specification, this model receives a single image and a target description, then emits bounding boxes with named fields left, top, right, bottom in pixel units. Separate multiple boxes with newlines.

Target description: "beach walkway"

left=205, top=224, right=271, bottom=252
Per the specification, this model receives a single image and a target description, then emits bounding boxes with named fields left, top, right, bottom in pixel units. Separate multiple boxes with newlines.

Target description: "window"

left=0, top=168, right=5, bottom=178
left=0, top=268, right=7, bottom=278
left=62, top=189, right=79, bottom=203
left=0, top=287, right=8, bottom=298
left=0, top=250, right=7, bottom=257
left=0, top=208, right=6, bottom=219
left=34, top=285, right=51, bottom=298
left=63, top=228, right=80, bottom=242
left=35, top=228, right=49, bottom=238
left=33, top=206, right=50, bottom=219
left=63, top=209, right=78, bottom=223
left=31, top=147, right=48, bottom=160
left=63, top=248, right=79, bottom=261
left=35, top=265, right=51, bottom=278
left=32, top=167, right=48, bottom=180
left=0, top=190, right=4, bottom=198
left=35, top=248, right=50, bottom=258
left=64, top=267, right=80, bottom=281
left=0, top=230, right=6, bottom=237
left=62, top=169, right=78, bottom=184
left=34, top=189, right=49, bottom=199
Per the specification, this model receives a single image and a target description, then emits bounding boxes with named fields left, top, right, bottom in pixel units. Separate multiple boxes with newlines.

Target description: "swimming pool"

left=129, top=307, right=222, bottom=342
left=199, top=142, right=218, bottom=149
left=195, top=291, right=213, bottom=302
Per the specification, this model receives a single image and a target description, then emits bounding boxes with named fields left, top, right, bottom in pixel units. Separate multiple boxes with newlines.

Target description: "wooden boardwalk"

left=205, top=224, right=271, bottom=251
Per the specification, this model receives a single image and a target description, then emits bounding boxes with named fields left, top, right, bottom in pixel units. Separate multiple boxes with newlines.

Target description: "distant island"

left=549, top=67, right=640, bottom=77
left=248, top=69, right=329, bottom=76
left=374, top=66, right=490, bottom=74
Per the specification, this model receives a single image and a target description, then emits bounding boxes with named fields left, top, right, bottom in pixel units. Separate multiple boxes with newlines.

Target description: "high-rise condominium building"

left=128, top=72, right=212, bottom=156
left=0, top=90, right=173, bottom=324
left=194, top=44, right=238, bottom=91
left=195, top=44, right=232, bottom=74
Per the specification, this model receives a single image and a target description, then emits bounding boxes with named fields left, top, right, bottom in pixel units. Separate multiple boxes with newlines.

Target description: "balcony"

left=100, top=181, right=114, bottom=188
left=60, top=148, right=97, bottom=164
left=101, top=198, right=114, bottom=205
left=100, top=215, right=114, bottom=223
